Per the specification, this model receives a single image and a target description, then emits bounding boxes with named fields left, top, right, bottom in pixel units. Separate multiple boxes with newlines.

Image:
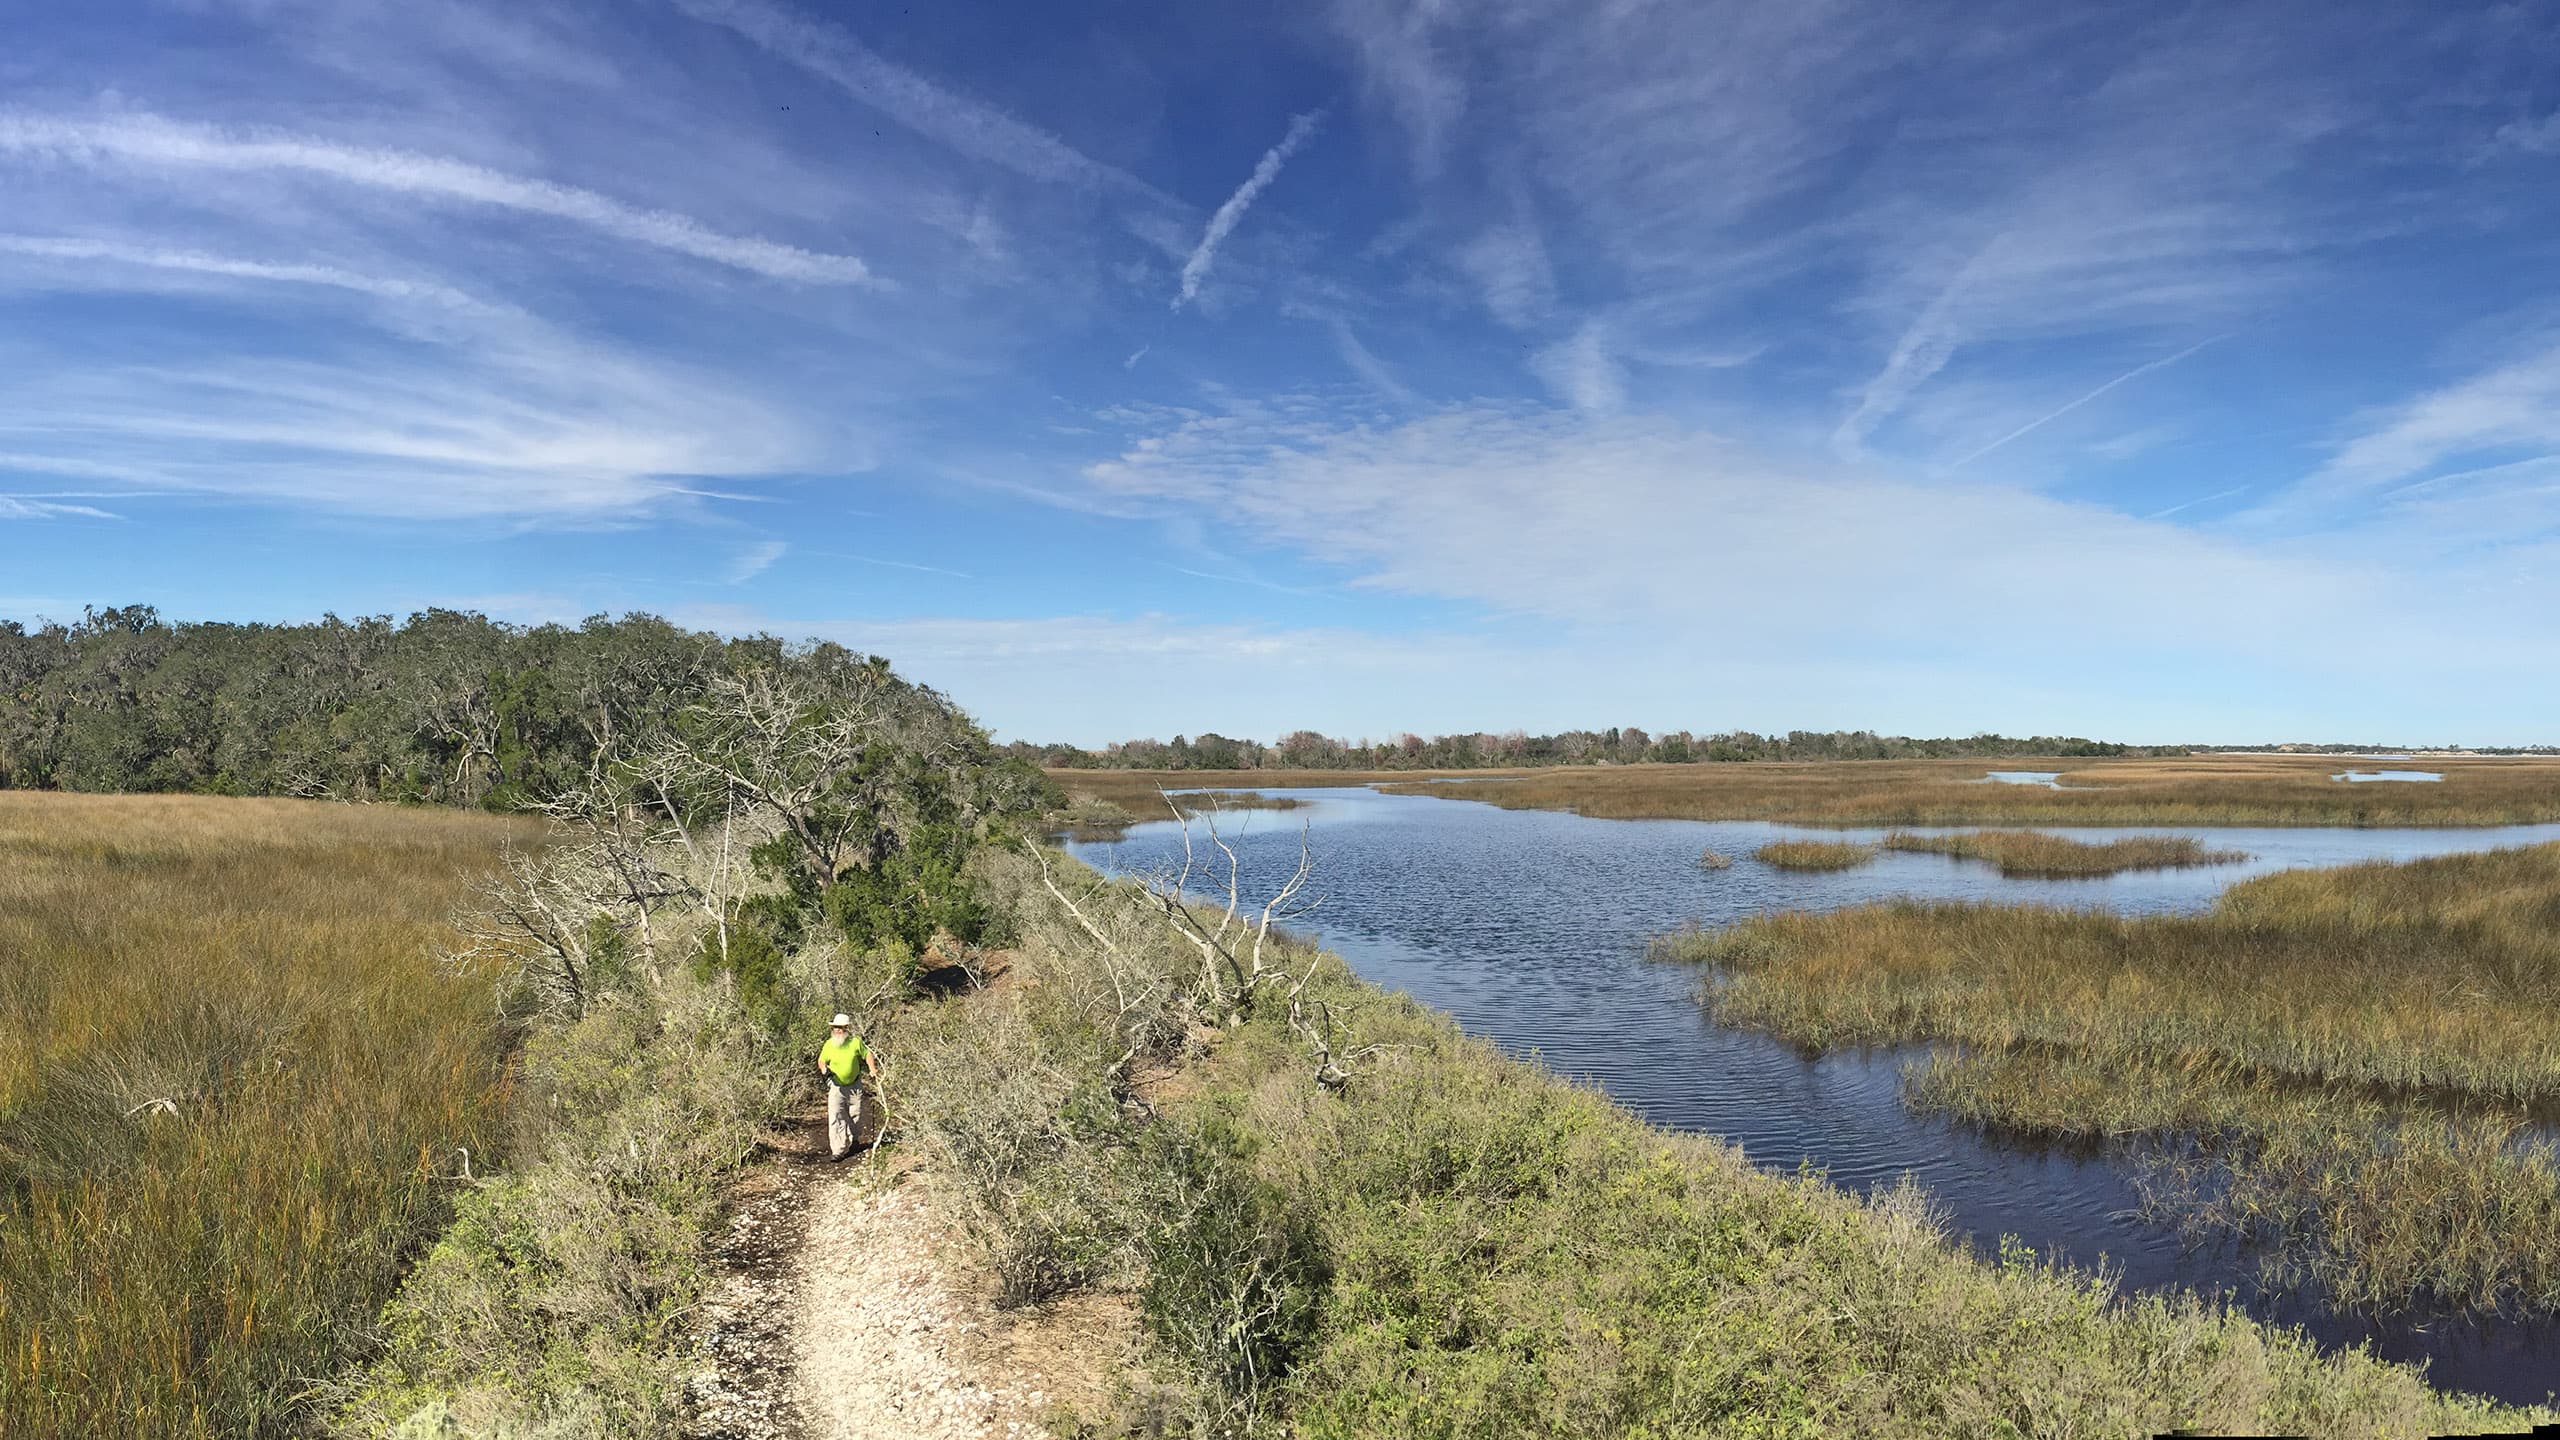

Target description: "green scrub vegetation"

left=1880, top=829, right=2249, bottom=876
left=1654, top=842, right=2560, bottom=1318
left=328, top=651, right=1050, bottom=1435
left=328, top=965, right=815, bottom=1435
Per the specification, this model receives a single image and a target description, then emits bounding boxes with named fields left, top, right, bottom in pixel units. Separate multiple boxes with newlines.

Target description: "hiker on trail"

left=820, top=1013, right=880, bottom=1161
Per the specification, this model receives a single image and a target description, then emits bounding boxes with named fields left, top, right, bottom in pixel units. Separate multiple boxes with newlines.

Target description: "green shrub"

left=1136, top=1117, right=1325, bottom=1432
left=902, top=1002, right=1139, bottom=1307
left=331, top=973, right=788, bottom=1438
left=825, top=824, right=993, bottom=955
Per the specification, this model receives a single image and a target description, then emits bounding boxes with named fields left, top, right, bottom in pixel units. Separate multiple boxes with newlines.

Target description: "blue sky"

left=5, top=2, right=2560, bottom=745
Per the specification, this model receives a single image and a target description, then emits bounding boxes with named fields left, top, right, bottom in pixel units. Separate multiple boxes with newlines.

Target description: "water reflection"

left=1065, top=786, right=2560, bottom=1404
left=2334, top=769, right=2445, bottom=782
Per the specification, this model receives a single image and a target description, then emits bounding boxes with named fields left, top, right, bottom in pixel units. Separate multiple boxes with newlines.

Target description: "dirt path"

left=683, top=1108, right=1133, bottom=1440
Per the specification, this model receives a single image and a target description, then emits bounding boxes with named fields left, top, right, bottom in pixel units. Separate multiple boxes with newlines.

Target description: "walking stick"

left=866, top=1058, right=896, bottom=1173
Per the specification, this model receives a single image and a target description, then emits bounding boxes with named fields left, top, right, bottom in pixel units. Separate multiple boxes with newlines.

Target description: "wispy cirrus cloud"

left=1832, top=190, right=2288, bottom=459
left=0, top=112, right=873, bottom=284
left=1531, top=321, right=1625, bottom=414
left=1076, top=395, right=2560, bottom=688
left=1323, top=3, right=2412, bottom=462
left=0, top=494, right=122, bottom=520
left=1325, top=0, right=1464, bottom=178
left=2288, top=338, right=2560, bottom=513
left=1173, top=110, right=1326, bottom=311
left=725, top=539, right=788, bottom=582
left=2492, top=111, right=2560, bottom=156
left=0, top=322, right=830, bottom=520
left=669, top=0, right=1172, bottom=206
left=1323, top=318, right=1421, bottom=405
left=0, top=233, right=505, bottom=315
left=1453, top=220, right=1552, bottom=330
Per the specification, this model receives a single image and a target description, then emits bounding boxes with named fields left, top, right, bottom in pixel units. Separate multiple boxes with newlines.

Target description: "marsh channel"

left=1065, top=784, right=2560, bottom=1404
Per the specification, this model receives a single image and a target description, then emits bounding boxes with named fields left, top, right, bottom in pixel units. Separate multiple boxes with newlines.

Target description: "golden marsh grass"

left=1881, top=829, right=2248, bottom=876
left=1382, top=754, right=2560, bottom=826
left=1051, top=767, right=1501, bottom=811
left=1659, top=843, right=2560, bottom=1101
left=1654, top=842, right=2560, bottom=1312
left=0, top=794, right=537, bottom=1439
left=1752, top=839, right=1877, bottom=871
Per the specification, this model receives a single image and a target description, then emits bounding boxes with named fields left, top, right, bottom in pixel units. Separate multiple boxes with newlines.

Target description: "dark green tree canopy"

left=0, top=607, right=1059, bottom=812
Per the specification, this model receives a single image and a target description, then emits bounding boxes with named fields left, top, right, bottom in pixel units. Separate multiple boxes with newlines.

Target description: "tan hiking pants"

left=827, top=1077, right=862, bottom=1157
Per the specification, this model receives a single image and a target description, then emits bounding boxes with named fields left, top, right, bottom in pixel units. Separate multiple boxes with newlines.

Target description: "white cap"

left=830, top=1013, right=852, bottom=1028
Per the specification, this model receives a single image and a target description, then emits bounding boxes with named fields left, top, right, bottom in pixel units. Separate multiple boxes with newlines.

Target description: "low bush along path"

left=684, top=1097, right=1131, bottom=1440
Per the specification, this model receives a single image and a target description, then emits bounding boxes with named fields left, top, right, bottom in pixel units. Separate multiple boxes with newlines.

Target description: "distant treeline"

left=0, top=605, right=1002, bottom=807
left=1016, top=727, right=2182, bottom=772
left=2188, top=743, right=2560, bottom=756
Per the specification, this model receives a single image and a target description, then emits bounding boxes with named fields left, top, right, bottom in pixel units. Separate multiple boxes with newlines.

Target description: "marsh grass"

left=951, top=848, right=2550, bottom=1435
left=1055, top=768, right=1485, bottom=813
left=1049, top=793, right=1144, bottom=837
left=1881, top=829, right=2248, bottom=876
left=1697, top=847, right=1733, bottom=870
left=1171, top=792, right=1304, bottom=815
left=1657, top=843, right=2560, bottom=1102
left=1049, top=785, right=1308, bottom=837
left=1753, top=838, right=1877, bottom=871
left=0, top=793, right=539, bottom=1440
left=1907, top=1050, right=2560, bottom=1314
left=1656, top=841, right=2560, bottom=1315
left=1380, top=754, right=2560, bottom=826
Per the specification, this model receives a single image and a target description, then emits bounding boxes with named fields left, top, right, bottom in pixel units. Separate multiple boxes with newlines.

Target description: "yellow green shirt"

left=820, top=1034, right=867, bottom=1086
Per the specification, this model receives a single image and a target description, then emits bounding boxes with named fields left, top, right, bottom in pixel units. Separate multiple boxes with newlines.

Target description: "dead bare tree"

left=278, top=765, right=354, bottom=803
left=1026, top=841, right=1184, bottom=1095
left=516, top=774, right=687, bottom=980
left=405, top=652, right=502, bottom=803
left=1138, top=799, right=1318, bottom=1027
left=445, top=731, right=761, bottom=1010
left=443, top=654, right=1020, bottom=1018
left=628, top=756, right=750, bottom=970
left=1139, top=797, right=1400, bottom=1090
left=446, top=841, right=629, bottom=1014
left=655, top=665, right=980, bottom=893
left=1030, top=792, right=1388, bottom=1092
left=1282, top=961, right=1388, bottom=1092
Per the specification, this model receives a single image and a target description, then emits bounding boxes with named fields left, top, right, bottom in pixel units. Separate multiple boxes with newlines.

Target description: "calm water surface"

left=1066, top=786, right=2560, bottom=1404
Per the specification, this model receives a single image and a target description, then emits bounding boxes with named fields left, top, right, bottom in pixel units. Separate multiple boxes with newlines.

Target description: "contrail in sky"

left=1173, top=110, right=1324, bottom=310
left=1946, top=335, right=2224, bottom=470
